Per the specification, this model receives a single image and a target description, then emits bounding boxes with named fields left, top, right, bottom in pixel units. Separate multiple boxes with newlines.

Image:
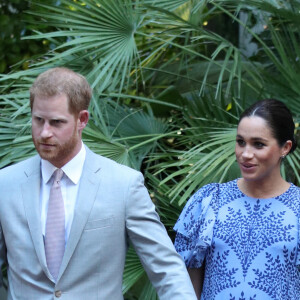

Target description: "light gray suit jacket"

left=0, top=146, right=196, bottom=299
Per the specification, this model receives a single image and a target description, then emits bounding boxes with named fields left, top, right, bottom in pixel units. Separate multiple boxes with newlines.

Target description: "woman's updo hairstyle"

left=238, top=99, right=297, bottom=154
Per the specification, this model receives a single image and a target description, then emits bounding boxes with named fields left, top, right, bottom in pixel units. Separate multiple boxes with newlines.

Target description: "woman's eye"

left=236, top=139, right=245, bottom=146
left=254, top=142, right=265, bottom=148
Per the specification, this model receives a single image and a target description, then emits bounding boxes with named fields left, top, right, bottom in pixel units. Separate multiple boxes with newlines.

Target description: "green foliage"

left=1, top=0, right=300, bottom=298
left=0, top=0, right=51, bottom=73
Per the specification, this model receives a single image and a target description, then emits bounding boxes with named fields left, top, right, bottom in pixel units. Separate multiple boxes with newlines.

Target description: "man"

left=0, top=67, right=197, bottom=299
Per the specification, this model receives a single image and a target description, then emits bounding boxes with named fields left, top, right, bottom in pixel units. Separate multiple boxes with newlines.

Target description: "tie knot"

left=53, top=169, right=64, bottom=182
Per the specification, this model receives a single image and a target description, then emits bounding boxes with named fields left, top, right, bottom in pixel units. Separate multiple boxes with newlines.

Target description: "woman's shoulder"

left=190, top=179, right=238, bottom=205
left=277, top=183, right=300, bottom=203
left=184, top=182, right=220, bottom=213
left=176, top=180, right=237, bottom=223
left=290, top=183, right=300, bottom=192
left=173, top=181, right=238, bottom=251
left=277, top=183, right=300, bottom=215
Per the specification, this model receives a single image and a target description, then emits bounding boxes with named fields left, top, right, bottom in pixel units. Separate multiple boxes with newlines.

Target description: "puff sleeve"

left=294, top=185, right=300, bottom=270
left=174, top=183, right=220, bottom=268
left=297, top=196, right=300, bottom=269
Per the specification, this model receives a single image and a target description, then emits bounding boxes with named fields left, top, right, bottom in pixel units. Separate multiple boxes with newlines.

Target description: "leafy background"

left=1, top=0, right=300, bottom=298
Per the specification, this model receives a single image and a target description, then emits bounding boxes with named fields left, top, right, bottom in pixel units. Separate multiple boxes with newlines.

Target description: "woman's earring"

left=281, top=155, right=285, bottom=159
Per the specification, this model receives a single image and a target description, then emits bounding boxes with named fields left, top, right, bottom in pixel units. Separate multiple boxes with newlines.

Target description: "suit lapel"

left=21, top=156, right=52, bottom=279
left=57, top=149, right=102, bottom=280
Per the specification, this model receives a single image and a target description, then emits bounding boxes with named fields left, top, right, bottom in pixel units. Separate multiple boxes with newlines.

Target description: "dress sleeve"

left=296, top=196, right=300, bottom=269
left=174, top=183, right=219, bottom=268
left=295, top=186, right=300, bottom=270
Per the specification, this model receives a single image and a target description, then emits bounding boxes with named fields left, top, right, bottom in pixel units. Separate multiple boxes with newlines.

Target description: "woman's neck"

left=237, top=177, right=290, bottom=199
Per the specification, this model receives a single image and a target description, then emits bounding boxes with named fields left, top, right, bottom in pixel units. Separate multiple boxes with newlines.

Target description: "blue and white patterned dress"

left=174, top=179, right=300, bottom=300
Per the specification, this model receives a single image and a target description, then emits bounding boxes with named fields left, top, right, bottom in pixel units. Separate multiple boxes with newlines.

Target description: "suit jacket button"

left=55, top=290, right=62, bottom=298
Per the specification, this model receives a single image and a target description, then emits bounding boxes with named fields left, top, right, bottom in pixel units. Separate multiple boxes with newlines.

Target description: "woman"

left=174, top=99, right=300, bottom=300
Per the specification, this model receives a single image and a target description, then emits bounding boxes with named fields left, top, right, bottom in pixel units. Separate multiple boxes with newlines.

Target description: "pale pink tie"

left=45, top=169, right=65, bottom=281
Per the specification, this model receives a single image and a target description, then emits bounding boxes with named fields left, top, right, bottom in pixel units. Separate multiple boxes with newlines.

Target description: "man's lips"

left=39, top=142, right=56, bottom=149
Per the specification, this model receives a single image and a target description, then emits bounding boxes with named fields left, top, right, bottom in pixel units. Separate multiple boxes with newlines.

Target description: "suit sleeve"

left=0, top=222, right=6, bottom=288
left=125, top=172, right=197, bottom=300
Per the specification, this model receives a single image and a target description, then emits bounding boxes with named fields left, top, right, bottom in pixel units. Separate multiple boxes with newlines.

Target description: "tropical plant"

left=0, top=0, right=52, bottom=73
left=0, top=0, right=300, bottom=298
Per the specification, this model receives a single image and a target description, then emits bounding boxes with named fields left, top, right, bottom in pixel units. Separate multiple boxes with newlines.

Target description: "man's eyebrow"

left=32, top=113, right=42, bottom=118
left=50, top=117, right=68, bottom=122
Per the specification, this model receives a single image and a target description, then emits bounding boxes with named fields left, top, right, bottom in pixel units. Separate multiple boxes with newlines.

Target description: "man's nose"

left=40, top=123, right=53, bottom=139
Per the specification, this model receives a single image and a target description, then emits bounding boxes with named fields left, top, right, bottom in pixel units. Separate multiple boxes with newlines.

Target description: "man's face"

left=31, top=93, right=82, bottom=168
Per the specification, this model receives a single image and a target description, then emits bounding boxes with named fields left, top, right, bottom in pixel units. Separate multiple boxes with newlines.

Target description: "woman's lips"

left=240, top=163, right=257, bottom=172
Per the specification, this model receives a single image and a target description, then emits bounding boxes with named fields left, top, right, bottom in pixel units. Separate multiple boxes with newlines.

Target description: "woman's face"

left=235, top=116, right=289, bottom=183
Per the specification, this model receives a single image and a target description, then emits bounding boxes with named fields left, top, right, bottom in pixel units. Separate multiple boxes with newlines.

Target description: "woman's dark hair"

left=238, top=99, right=297, bottom=154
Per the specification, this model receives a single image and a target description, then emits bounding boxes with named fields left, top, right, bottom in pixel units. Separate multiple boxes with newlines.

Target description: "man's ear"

left=77, top=110, right=89, bottom=130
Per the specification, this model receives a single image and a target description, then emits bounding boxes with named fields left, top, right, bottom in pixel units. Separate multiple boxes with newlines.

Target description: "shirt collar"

left=41, top=142, right=86, bottom=184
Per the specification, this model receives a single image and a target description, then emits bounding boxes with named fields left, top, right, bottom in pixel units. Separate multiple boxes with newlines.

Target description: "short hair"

left=238, top=99, right=297, bottom=154
left=30, top=67, right=92, bottom=115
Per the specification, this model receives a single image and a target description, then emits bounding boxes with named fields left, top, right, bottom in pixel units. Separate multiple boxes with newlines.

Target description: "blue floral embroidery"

left=229, top=291, right=257, bottom=300
left=202, top=242, right=240, bottom=299
left=249, top=247, right=300, bottom=299
left=174, top=180, right=300, bottom=299
left=219, top=180, right=244, bottom=207
left=277, top=191, right=300, bottom=215
left=174, top=232, right=204, bottom=267
left=215, top=199, right=294, bottom=278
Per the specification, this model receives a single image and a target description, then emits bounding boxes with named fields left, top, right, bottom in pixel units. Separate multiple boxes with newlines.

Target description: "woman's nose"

left=241, top=146, right=254, bottom=159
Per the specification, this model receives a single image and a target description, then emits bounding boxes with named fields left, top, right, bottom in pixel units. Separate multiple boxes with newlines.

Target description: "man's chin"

left=37, top=149, right=57, bottom=161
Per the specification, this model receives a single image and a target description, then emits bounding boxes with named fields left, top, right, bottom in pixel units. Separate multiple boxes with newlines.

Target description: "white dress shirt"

left=40, top=143, right=86, bottom=245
